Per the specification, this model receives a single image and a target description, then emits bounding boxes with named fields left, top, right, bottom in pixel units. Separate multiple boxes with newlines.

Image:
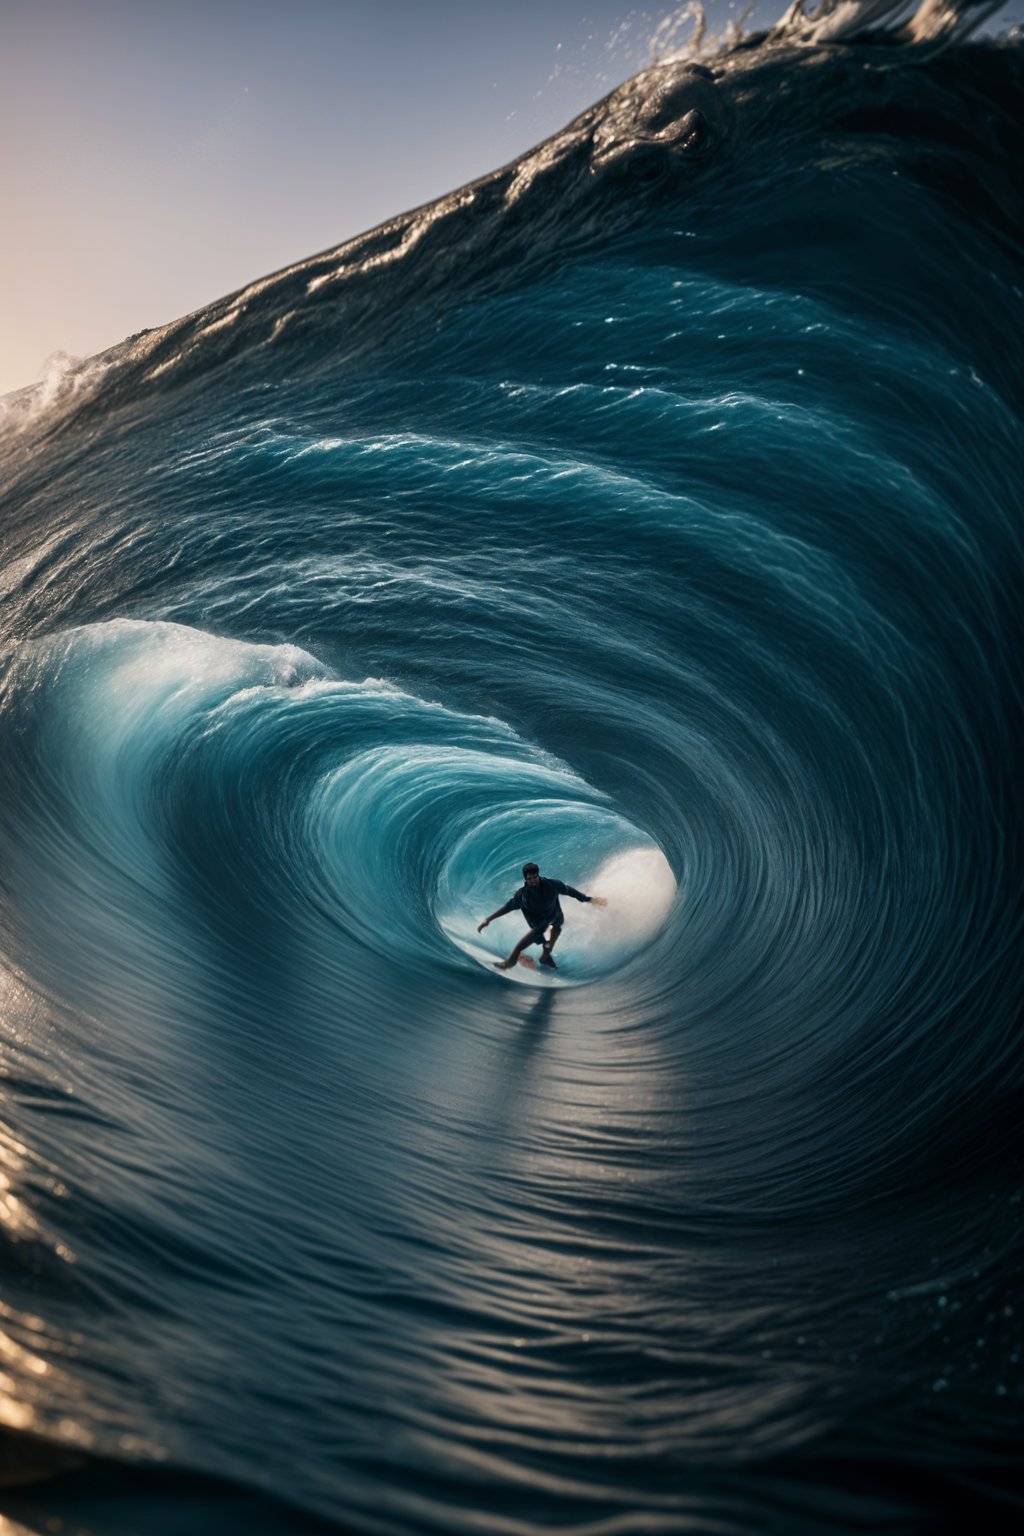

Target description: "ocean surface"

left=1, top=6, right=1022, bottom=1533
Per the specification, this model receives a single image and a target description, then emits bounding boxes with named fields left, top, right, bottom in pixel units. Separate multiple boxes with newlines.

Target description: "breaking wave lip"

left=0, top=0, right=1010, bottom=440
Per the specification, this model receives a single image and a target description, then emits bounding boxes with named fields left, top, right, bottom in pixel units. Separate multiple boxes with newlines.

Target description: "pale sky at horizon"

left=3, top=0, right=1020, bottom=398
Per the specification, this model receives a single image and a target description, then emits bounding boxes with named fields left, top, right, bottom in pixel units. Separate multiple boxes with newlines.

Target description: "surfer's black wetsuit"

left=495, top=878, right=591, bottom=945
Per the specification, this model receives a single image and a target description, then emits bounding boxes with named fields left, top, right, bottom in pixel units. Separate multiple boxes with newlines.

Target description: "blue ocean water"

left=0, top=11, right=1022, bottom=1534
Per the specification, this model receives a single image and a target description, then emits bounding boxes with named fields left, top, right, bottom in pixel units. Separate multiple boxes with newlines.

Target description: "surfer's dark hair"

left=522, top=863, right=540, bottom=876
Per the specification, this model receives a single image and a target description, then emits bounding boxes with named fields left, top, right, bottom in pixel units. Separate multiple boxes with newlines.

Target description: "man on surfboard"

left=478, top=863, right=607, bottom=971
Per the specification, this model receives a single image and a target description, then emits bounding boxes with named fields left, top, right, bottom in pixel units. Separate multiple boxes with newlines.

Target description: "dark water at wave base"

left=1, top=4, right=1022, bottom=1533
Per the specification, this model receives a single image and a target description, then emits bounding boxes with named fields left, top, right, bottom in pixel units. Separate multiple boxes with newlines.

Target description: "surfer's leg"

left=540, top=924, right=562, bottom=968
left=496, top=927, right=546, bottom=969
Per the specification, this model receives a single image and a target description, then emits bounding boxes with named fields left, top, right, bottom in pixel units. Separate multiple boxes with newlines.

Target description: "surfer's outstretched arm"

left=477, top=899, right=517, bottom=933
left=555, top=881, right=608, bottom=908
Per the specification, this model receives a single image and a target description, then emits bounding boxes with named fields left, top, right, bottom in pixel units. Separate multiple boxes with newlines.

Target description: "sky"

left=2, top=0, right=1020, bottom=397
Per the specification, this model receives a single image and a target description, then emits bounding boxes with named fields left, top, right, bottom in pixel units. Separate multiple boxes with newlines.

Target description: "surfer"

left=478, top=862, right=607, bottom=971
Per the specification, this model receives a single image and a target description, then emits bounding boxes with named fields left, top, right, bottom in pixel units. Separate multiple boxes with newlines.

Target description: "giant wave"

left=0, top=3, right=1021, bottom=1533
